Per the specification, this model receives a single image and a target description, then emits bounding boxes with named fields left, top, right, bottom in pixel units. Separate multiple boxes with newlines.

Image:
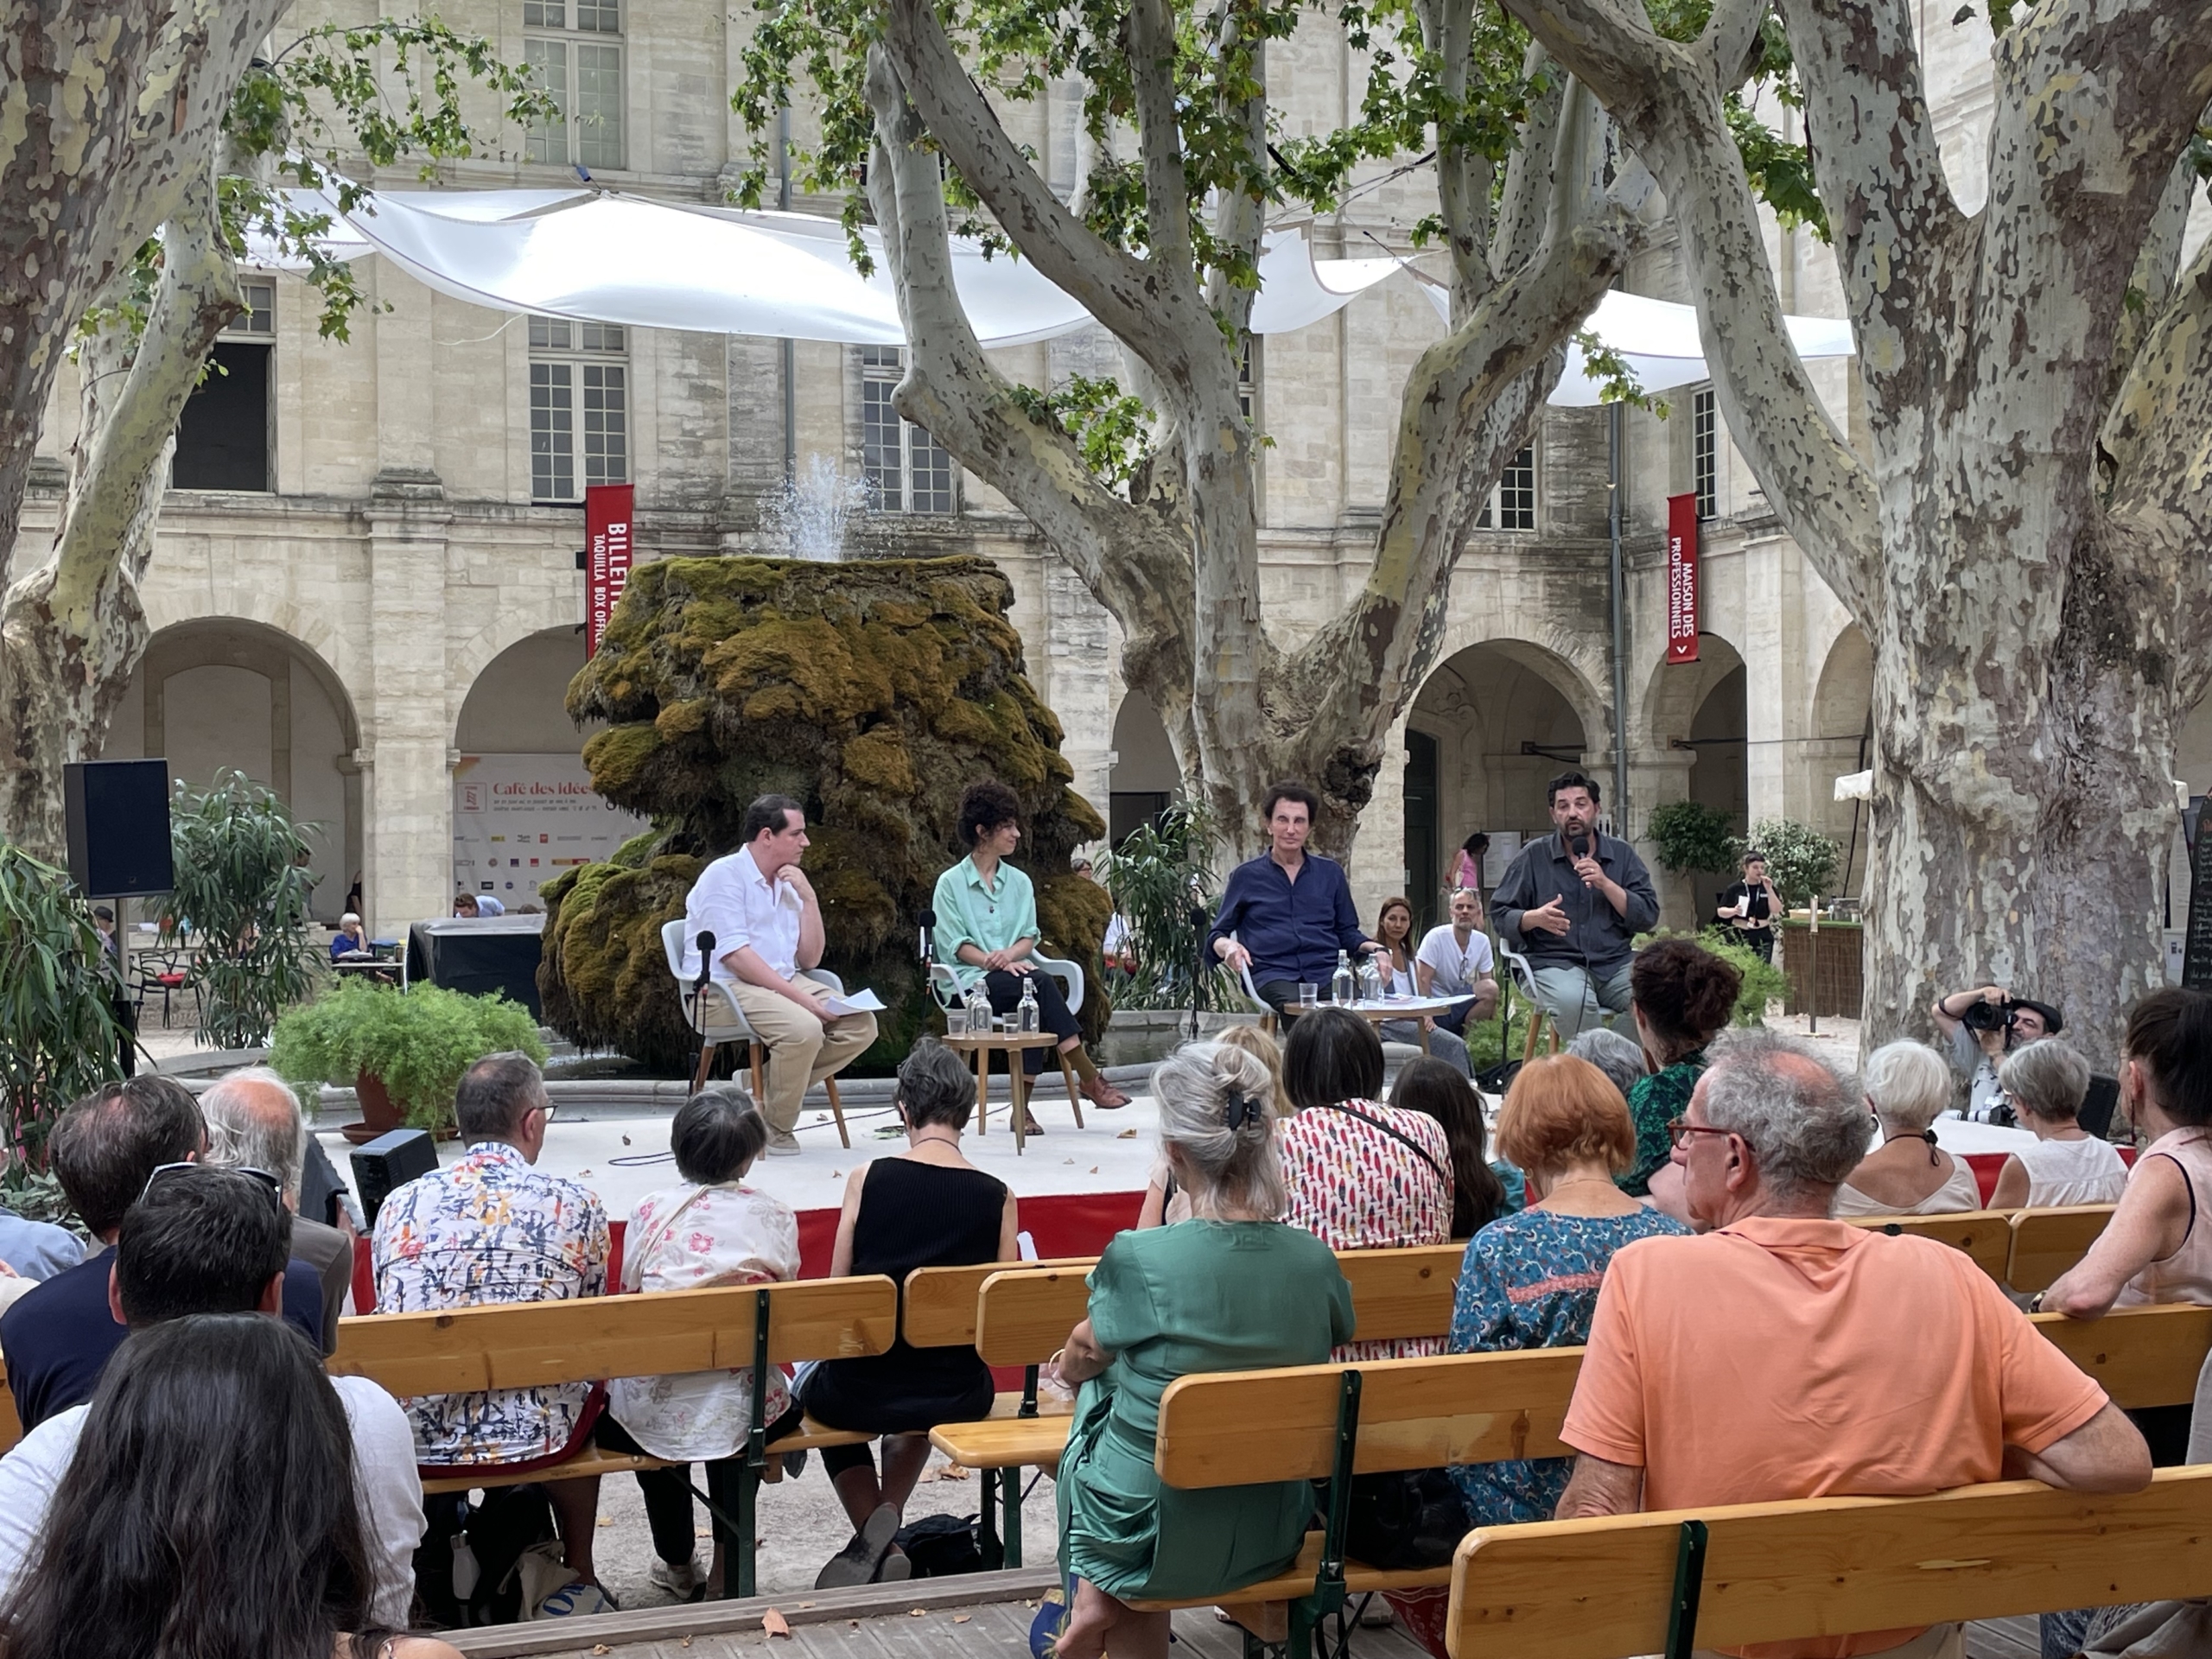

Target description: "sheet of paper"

left=817, top=987, right=887, bottom=1015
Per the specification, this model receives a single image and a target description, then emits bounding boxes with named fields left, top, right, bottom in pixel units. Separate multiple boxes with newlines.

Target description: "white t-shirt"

left=1414, top=925, right=1494, bottom=995
left=683, top=846, right=804, bottom=982
left=0, top=1373, right=423, bottom=1626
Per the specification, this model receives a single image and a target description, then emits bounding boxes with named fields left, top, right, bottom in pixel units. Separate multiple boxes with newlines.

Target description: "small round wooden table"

left=1284, top=995, right=1475, bottom=1054
left=938, top=1028, right=1082, bottom=1154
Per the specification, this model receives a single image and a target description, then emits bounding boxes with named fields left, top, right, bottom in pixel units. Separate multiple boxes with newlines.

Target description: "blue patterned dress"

left=1446, top=1207, right=1689, bottom=1523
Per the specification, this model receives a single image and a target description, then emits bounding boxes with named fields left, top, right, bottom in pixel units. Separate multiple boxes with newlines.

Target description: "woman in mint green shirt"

left=1045, top=1040, right=1352, bottom=1658
left=931, top=780, right=1128, bottom=1111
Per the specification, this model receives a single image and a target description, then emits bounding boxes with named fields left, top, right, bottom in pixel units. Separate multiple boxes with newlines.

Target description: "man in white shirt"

left=683, top=794, right=879, bottom=1153
left=1414, top=887, right=1501, bottom=1037
left=0, top=1167, right=422, bottom=1626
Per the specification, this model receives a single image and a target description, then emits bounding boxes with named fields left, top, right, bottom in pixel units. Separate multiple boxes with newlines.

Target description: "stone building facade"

left=29, top=0, right=2209, bottom=944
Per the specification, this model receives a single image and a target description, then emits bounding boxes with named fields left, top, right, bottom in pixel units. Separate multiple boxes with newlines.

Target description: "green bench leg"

left=1002, top=1464, right=1023, bottom=1567
left=736, top=1287, right=773, bottom=1601
left=1664, top=1517, right=1708, bottom=1659
left=978, top=1467, right=1005, bottom=1569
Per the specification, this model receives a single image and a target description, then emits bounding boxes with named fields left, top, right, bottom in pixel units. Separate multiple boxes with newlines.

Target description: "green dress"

left=1055, top=1220, right=1354, bottom=1601
left=1619, top=1050, right=1707, bottom=1196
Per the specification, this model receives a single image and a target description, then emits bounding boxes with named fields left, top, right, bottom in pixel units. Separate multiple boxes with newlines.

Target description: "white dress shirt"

left=683, top=846, right=804, bottom=982
left=0, top=1373, right=423, bottom=1626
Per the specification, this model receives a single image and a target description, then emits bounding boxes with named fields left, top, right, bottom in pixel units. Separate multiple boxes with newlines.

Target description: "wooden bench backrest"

left=1152, top=1303, right=2209, bottom=1491
left=327, top=1274, right=898, bottom=1397
left=971, top=1244, right=1466, bottom=1367
left=1444, top=1465, right=2212, bottom=1659
left=1840, top=1208, right=2014, bottom=1278
left=2008, top=1204, right=2117, bottom=1293
left=903, top=1258, right=1094, bottom=1349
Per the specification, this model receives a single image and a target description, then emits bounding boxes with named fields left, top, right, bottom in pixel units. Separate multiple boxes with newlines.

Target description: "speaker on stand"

left=64, top=759, right=175, bottom=1077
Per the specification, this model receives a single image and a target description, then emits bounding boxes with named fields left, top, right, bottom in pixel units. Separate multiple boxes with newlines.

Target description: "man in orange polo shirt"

left=1555, top=1029, right=2151, bottom=1659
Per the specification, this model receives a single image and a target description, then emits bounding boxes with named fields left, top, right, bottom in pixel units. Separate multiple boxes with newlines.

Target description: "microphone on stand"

left=1186, top=899, right=1212, bottom=1044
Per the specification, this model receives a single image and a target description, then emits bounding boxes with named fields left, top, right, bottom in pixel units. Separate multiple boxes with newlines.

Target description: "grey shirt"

left=1491, top=830, right=1659, bottom=978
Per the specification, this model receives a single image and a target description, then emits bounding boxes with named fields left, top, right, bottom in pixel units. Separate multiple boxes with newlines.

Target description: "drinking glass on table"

left=1299, top=984, right=1319, bottom=1011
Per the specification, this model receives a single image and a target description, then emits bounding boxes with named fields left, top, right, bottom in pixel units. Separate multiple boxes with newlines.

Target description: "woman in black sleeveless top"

left=802, top=1040, right=1018, bottom=1586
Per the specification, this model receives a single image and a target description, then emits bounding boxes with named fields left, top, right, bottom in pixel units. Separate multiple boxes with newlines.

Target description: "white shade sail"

left=252, top=185, right=1402, bottom=348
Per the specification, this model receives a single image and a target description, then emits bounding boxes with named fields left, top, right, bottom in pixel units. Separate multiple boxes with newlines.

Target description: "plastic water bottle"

left=1017, top=976, right=1040, bottom=1033
left=965, top=981, right=991, bottom=1034
left=1332, top=950, right=1357, bottom=1006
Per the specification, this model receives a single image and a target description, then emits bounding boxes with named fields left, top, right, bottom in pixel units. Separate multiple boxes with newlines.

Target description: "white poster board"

left=452, top=753, right=650, bottom=906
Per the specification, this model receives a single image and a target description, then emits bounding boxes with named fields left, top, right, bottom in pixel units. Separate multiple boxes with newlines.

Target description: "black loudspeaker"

left=350, top=1128, right=439, bottom=1230
left=62, top=759, right=174, bottom=899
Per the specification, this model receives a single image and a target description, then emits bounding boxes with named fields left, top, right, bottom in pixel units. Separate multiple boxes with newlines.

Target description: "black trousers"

left=977, top=966, right=1080, bottom=1073
left=1728, top=926, right=1775, bottom=963
left=596, top=1402, right=804, bottom=1564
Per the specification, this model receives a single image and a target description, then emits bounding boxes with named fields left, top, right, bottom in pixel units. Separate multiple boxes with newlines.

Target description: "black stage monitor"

left=350, top=1128, right=439, bottom=1230
left=63, top=759, right=173, bottom=898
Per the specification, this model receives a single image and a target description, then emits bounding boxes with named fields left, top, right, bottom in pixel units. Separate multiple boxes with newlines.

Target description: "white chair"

left=1496, top=943, right=1556, bottom=1062
left=659, top=919, right=852, bottom=1148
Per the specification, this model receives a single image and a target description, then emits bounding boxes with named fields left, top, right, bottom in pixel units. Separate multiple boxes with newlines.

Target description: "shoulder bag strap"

left=1315, top=1103, right=1452, bottom=1191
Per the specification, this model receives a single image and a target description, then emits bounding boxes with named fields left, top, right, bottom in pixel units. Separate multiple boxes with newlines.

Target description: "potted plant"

left=270, top=979, right=548, bottom=1143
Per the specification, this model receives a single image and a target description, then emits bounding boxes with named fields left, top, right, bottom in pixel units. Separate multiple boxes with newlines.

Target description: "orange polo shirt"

left=1560, top=1216, right=2107, bottom=1659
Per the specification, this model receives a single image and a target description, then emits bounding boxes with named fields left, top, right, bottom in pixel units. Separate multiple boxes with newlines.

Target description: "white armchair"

left=659, top=919, right=852, bottom=1147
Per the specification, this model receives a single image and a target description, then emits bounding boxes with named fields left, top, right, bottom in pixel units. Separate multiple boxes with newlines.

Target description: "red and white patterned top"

left=1280, top=1100, right=1455, bottom=1360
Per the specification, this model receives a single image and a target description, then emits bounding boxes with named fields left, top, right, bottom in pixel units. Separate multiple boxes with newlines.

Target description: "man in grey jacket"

left=1491, top=771, right=1658, bottom=1042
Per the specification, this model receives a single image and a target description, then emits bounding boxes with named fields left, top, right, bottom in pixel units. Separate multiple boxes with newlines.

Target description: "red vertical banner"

left=584, top=483, right=635, bottom=658
left=1666, top=492, right=1700, bottom=664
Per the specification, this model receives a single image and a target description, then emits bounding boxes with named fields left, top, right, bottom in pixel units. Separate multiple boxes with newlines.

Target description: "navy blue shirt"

left=1207, top=851, right=1369, bottom=989
left=0, top=1247, right=326, bottom=1433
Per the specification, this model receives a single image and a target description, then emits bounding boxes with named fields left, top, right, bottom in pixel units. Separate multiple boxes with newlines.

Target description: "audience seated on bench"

left=1989, top=1039, right=2128, bottom=1210
left=594, top=1084, right=798, bottom=1604
left=370, top=1053, right=613, bottom=1605
left=1043, top=1039, right=1352, bottom=1659
left=1553, top=1027, right=2149, bottom=1659
left=1834, top=1041, right=1983, bottom=1218
left=798, top=1039, right=1018, bottom=1589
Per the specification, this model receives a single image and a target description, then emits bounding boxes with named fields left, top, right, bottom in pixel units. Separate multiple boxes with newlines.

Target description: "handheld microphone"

left=690, top=930, right=715, bottom=1004
left=1570, top=835, right=1590, bottom=861
left=917, top=906, right=937, bottom=965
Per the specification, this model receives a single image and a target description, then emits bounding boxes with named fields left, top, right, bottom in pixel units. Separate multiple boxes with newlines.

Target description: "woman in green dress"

left=1045, top=1040, right=1354, bottom=1659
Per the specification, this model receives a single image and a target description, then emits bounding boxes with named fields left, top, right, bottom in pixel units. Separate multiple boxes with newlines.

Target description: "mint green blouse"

left=931, top=856, right=1039, bottom=990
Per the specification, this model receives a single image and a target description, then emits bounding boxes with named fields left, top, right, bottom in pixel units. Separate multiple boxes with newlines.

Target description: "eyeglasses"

left=140, top=1161, right=285, bottom=1207
left=1665, top=1119, right=1738, bottom=1152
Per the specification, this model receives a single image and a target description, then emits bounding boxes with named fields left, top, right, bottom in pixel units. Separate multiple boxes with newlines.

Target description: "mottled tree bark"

left=1507, top=0, right=2212, bottom=1064
left=872, top=0, right=1632, bottom=851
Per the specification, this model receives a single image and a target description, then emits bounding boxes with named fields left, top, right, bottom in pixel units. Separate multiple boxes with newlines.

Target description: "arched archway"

left=106, top=619, right=363, bottom=923
left=1643, top=634, right=1749, bottom=839
left=1107, top=690, right=1179, bottom=846
left=1809, top=624, right=1873, bottom=893
left=1408, top=640, right=1599, bottom=915
left=453, top=627, right=645, bottom=912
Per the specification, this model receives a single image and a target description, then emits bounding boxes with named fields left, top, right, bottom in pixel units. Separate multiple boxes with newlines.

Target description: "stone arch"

left=108, top=616, right=363, bottom=923
left=447, top=585, right=592, bottom=740
left=454, top=626, right=595, bottom=754
left=1106, top=688, right=1179, bottom=845
left=1811, top=621, right=1874, bottom=746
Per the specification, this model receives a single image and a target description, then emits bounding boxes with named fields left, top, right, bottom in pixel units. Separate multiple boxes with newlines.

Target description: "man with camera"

left=1931, top=984, right=2063, bottom=1122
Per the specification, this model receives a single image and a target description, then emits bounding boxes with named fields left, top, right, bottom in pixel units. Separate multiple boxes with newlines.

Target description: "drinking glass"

left=1298, top=983, right=1319, bottom=1010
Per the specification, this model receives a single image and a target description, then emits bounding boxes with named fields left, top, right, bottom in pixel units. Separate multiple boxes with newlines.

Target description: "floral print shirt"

left=1280, top=1100, right=1454, bottom=1360
left=371, top=1141, right=610, bottom=1465
left=1446, top=1206, right=1689, bottom=1524
left=606, top=1181, right=801, bottom=1460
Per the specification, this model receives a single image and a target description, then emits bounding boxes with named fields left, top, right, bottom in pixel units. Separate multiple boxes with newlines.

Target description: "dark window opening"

left=173, top=340, right=271, bottom=491
left=1109, top=791, right=1172, bottom=848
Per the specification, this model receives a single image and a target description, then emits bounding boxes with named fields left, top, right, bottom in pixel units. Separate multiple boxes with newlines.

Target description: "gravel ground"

left=584, top=1441, right=1064, bottom=1609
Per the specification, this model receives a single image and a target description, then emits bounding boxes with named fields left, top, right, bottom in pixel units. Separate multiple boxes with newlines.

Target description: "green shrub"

left=1647, top=799, right=1738, bottom=875
left=0, top=846, right=124, bottom=1195
left=1738, top=817, right=1842, bottom=906
left=166, top=770, right=322, bottom=1048
left=1098, top=799, right=1252, bottom=1012
left=270, top=980, right=547, bottom=1130
left=1633, top=925, right=1786, bottom=1026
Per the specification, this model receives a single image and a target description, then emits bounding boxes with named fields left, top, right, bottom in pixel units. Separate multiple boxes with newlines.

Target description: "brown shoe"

left=1081, top=1073, right=1131, bottom=1109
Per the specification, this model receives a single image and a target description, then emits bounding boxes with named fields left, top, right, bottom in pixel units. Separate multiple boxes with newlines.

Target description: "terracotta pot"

left=341, top=1071, right=455, bottom=1143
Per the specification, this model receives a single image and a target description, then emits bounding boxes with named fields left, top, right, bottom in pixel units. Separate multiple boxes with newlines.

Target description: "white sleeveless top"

left=2010, top=1135, right=2128, bottom=1209
left=1831, top=1159, right=1985, bottom=1218
left=2115, top=1128, right=2212, bottom=1308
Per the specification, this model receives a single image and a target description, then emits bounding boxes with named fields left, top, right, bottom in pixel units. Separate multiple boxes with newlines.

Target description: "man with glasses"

left=0, top=1166, right=423, bottom=1624
left=0, top=1077, right=324, bottom=1432
left=371, top=1052, right=612, bottom=1597
left=1549, top=1029, right=2151, bottom=1659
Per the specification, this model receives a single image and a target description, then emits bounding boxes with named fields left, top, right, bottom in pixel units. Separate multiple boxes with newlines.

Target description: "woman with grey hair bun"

left=1834, top=1040, right=1983, bottom=1217
left=1042, top=1041, right=1353, bottom=1659
left=1989, top=1040, right=2127, bottom=1210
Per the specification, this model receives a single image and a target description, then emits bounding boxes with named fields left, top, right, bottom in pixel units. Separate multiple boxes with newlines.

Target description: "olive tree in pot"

left=166, top=770, right=322, bottom=1048
left=270, top=980, right=548, bottom=1144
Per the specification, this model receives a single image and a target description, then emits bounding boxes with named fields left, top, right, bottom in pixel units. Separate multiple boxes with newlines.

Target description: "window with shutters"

left=1693, top=387, right=1718, bottom=519
left=523, top=0, right=625, bottom=171
left=529, top=316, right=627, bottom=503
left=860, top=346, right=957, bottom=513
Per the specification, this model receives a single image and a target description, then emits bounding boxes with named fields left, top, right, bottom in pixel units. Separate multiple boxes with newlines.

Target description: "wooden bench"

left=2008, top=1203, right=2117, bottom=1293
left=1444, top=1467, right=2212, bottom=1657
left=1840, top=1207, right=2016, bottom=1280
left=923, top=1244, right=1466, bottom=1565
left=1109, top=1302, right=2212, bottom=1655
left=328, top=1274, right=898, bottom=1598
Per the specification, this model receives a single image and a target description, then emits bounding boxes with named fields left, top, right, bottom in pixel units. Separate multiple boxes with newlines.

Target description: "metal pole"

left=1607, top=400, right=1630, bottom=820
left=778, top=106, right=797, bottom=483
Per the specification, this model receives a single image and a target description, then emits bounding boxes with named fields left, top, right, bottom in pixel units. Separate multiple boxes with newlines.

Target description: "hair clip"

left=1223, top=1088, right=1262, bottom=1131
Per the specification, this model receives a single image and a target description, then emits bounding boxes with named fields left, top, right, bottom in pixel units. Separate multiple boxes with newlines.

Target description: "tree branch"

left=1130, top=0, right=1195, bottom=283
left=1703, top=0, right=1769, bottom=86
left=861, top=47, right=1198, bottom=709
left=2104, top=150, right=2199, bottom=420
left=1507, top=0, right=1883, bottom=621
left=876, top=0, right=1205, bottom=386
left=1420, top=0, right=1497, bottom=308
left=1204, top=0, right=1268, bottom=334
